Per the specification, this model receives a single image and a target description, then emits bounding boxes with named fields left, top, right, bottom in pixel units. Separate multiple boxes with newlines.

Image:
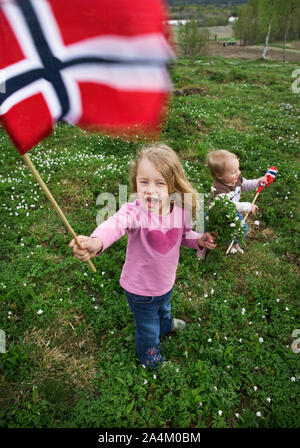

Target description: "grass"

left=0, top=55, right=300, bottom=428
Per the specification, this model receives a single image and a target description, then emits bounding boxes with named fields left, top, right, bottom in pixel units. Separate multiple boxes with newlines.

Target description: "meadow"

left=0, top=55, right=299, bottom=428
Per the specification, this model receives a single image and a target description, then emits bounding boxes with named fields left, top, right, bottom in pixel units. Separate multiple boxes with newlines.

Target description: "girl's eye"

left=157, top=182, right=165, bottom=186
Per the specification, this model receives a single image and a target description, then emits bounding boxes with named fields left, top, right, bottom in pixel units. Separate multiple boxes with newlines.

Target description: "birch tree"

left=262, top=0, right=275, bottom=59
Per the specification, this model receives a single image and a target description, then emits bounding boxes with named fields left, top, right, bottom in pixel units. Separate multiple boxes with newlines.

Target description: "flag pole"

left=226, top=191, right=260, bottom=255
left=22, top=153, right=97, bottom=273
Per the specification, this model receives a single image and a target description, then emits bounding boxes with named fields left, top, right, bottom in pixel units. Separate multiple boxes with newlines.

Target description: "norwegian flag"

left=256, top=166, right=277, bottom=193
left=0, top=0, right=173, bottom=154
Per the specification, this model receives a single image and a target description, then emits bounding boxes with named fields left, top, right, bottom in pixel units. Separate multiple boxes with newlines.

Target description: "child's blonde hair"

left=206, top=150, right=238, bottom=179
left=129, top=143, right=198, bottom=214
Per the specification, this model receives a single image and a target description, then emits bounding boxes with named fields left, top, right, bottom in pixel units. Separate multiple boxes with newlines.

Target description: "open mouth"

left=145, top=196, right=159, bottom=208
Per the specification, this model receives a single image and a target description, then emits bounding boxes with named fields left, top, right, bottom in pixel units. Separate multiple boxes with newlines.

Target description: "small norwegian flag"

left=0, top=0, right=174, bottom=154
left=256, top=166, right=277, bottom=193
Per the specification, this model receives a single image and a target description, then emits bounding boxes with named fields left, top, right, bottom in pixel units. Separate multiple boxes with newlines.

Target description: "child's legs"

left=157, top=288, right=173, bottom=336
left=125, top=291, right=163, bottom=367
left=234, top=212, right=248, bottom=244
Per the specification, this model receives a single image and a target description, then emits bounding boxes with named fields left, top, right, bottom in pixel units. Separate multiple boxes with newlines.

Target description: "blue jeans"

left=235, top=212, right=248, bottom=243
left=125, top=288, right=173, bottom=368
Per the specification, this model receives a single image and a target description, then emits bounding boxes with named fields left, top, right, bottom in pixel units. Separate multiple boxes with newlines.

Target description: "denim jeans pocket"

left=125, top=292, right=154, bottom=305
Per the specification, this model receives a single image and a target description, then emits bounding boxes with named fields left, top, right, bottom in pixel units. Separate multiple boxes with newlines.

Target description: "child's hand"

left=198, top=232, right=217, bottom=250
left=251, top=204, right=259, bottom=214
left=69, top=236, right=103, bottom=261
left=258, top=175, right=268, bottom=185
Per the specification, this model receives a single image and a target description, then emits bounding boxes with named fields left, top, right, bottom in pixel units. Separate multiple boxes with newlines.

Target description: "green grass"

left=0, top=55, right=299, bottom=428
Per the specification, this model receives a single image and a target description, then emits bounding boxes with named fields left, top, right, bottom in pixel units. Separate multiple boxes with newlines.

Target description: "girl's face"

left=136, top=157, right=170, bottom=214
left=218, top=158, right=240, bottom=186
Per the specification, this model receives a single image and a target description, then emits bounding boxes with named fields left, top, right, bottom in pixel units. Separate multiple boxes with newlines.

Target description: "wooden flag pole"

left=22, top=153, right=96, bottom=273
left=226, top=191, right=260, bottom=255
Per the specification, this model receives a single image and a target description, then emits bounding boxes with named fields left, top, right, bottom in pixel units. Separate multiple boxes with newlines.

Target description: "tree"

left=262, top=0, right=275, bottom=59
left=177, top=20, right=209, bottom=57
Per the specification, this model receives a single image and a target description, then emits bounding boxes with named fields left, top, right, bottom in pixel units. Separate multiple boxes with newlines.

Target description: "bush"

left=177, top=20, right=209, bottom=57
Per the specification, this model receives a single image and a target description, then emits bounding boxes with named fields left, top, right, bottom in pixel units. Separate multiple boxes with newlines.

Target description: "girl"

left=69, top=144, right=216, bottom=368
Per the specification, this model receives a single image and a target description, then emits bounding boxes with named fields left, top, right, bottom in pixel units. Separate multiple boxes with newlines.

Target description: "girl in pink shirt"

left=69, top=144, right=216, bottom=368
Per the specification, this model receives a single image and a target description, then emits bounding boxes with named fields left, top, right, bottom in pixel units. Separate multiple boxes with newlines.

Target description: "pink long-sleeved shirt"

left=90, top=199, right=202, bottom=296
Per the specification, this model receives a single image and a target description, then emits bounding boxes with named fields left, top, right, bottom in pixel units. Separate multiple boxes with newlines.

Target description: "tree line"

left=234, top=0, right=300, bottom=60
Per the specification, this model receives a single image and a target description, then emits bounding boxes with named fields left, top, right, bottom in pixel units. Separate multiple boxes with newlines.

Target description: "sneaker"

left=231, top=244, right=244, bottom=254
left=171, top=318, right=186, bottom=333
left=196, top=247, right=207, bottom=260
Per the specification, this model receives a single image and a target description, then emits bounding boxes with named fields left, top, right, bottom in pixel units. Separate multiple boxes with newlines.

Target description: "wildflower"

left=211, top=288, right=214, bottom=295
left=208, top=338, right=212, bottom=343
left=218, top=410, right=223, bottom=416
left=253, top=386, right=257, bottom=391
left=234, top=216, right=239, bottom=221
left=37, top=309, right=43, bottom=315
left=153, top=374, right=157, bottom=380
left=254, top=220, right=260, bottom=226
left=249, top=321, right=252, bottom=325
left=291, top=377, right=296, bottom=382
left=256, top=271, right=259, bottom=275
left=285, top=307, right=289, bottom=311
left=259, top=337, right=264, bottom=343
left=241, top=308, right=246, bottom=315
left=235, top=413, right=240, bottom=418
left=143, top=379, right=148, bottom=385
left=256, top=411, right=262, bottom=417
left=266, top=397, right=271, bottom=403
left=230, top=223, right=236, bottom=227
left=276, top=299, right=280, bottom=303
left=176, top=368, right=179, bottom=373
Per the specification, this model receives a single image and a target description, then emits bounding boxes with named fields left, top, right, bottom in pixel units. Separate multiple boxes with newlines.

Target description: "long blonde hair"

left=129, top=143, right=198, bottom=215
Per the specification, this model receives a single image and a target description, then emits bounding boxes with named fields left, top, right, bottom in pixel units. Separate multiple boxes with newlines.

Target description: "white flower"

left=211, top=186, right=217, bottom=192
left=256, top=411, right=262, bottom=417
left=208, top=338, right=212, bottom=343
left=241, top=308, right=246, bottom=315
left=218, top=410, right=223, bottom=416
left=143, top=379, right=148, bottom=385
left=266, top=397, right=271, bottom=403
left=259, top=337, right=264, bottom=343
left=214, top=386, right=218, bottom=390
left=276, top=299, right=280, bottom=303
left=256, top=271, right=259, bottom=275
left=285, top=307, right=289, bottom=311
left=153, top=374, right=157, bottom=379
left=230, top=223, right=236, bottom=227
left=249, top=321, right=252, bottom=325
left=239, top=338, right=243, bottom=342
left=254, top=220, right=260, bottom=225
left=199, top=402, right=203, bottom=407
left=291, top=377, right=296, bottom=382
left=37, top=309, right=43, bottom=315
left=253, top=386, right=257, bottom=391
left=234, top=216, right=239, bottom=221
left=211, top=288, right=214, bottom=295
left=235, top=413, right=240, bottom=418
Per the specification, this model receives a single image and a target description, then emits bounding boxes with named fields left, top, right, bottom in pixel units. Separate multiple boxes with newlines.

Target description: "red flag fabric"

left=0, top=0, right=174, bottom=154
left=256, top=166, right=277, bottom=193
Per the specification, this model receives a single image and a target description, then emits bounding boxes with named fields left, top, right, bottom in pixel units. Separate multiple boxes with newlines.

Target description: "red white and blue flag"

left=0, top=0, right=173, bottom=154
left=257, top=166, right=277, bottom=193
